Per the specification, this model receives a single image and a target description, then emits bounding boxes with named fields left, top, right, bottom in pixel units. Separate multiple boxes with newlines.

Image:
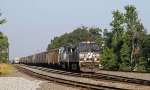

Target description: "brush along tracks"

left=14, top=65, right=124, bottom=90
left=20, top=65, right=150, bottom=86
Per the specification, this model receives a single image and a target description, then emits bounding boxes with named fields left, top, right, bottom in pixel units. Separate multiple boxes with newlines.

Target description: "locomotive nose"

left=87, top=52, right=93, bottom=59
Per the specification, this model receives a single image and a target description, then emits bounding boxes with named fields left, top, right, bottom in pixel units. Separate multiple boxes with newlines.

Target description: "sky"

left=0, top=0, right=150, bottom=60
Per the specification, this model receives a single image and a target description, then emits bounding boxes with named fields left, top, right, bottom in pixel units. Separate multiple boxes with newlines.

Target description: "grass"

left=0, top=63, right=14, bottom=76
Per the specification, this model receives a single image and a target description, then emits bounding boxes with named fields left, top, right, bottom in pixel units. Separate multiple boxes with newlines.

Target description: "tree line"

left=101, top=5, right=150, bottom=71
left=47, top=5, right=150, bottom=71
left=0, top=11, right=8, bottom=63
left=47, top=26, right=103, bottom=50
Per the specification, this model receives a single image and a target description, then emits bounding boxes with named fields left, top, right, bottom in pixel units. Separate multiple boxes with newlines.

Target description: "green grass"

left=0, top=63, right=14, bottom=76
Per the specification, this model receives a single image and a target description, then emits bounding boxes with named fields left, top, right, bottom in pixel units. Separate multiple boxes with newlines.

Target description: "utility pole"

left=7, top=43, right=9, bottom=63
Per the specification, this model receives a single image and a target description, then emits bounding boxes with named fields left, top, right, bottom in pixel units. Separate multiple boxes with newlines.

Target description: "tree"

left=0, top=11, right=8, bottom=63
left=136, top=34, right=150, bottom=71
left=101, top=10, right=125, bottom=69
left=100, top=47, right=117, bottom=69
left=89, top=27, right=102, bottom=45
left=110, top=10, right=125, bottom=69
left=124, top=5, right=146, bottom=69
left=120, top=43, right=131, bottom=70
left=0, top=11, right=6, bottom=25
left=101, top=5, right=148, bottom=71
left=47, top=26, right=103, bottom=51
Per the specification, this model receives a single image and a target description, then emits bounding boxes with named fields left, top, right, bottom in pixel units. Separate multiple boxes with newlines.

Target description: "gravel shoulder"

left=97, top=70, right=150, bottom=80
left=0, top=67, right=79, bottom=90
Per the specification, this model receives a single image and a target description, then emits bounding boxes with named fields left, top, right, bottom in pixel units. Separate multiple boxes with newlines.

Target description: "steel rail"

left=14, top=65, right=125, bottom=90
left=100, top=69, right=150, bottom=74
left=22, top=65, right=150, bottom=86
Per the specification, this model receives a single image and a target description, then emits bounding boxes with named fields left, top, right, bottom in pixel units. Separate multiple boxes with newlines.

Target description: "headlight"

left=84, top=58, right=86, bottom=61
left=79, top=54, right=84, bottom=58
left=94, top=58, right=97, bottom=62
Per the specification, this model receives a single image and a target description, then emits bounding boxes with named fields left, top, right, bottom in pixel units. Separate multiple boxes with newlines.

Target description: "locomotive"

left=19, top=41, right=100, bottom=72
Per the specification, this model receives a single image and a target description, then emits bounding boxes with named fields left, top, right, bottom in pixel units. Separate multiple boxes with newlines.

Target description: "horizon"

left=0, top=0, right=150, bottom=60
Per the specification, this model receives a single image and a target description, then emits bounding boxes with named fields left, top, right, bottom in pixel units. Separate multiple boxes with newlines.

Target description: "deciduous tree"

left=0, top=11, right=8, bottom=63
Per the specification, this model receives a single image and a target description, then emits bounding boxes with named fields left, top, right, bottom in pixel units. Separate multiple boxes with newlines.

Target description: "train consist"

left=19, top=42, right=100, bottom=72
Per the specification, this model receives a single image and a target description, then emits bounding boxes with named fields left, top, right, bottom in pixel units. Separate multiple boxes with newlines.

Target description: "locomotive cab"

left=78, top=42, right=100, bottom=72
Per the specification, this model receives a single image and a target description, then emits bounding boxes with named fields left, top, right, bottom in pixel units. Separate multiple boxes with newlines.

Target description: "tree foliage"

left=0, top=11, right=8, bottom=63
left=120, top=43, right=131, bottom=70
left=47, top=26, right=103, bottom=50
left=100, top=5, right=150, bottom=71
left=100, top=48, right=117, bottom=69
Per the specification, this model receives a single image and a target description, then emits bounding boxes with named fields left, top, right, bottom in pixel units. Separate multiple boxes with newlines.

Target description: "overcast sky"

left=0, top=0, right=150, bottom=60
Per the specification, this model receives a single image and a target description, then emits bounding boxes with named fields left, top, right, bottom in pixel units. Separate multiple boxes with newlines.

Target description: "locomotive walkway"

left=15, top=65, right=150, bottom=90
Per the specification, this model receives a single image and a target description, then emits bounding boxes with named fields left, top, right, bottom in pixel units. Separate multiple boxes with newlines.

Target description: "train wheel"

left=71, top=64, right=77, bottom=71
left=61, top=63, right=66, bottom=69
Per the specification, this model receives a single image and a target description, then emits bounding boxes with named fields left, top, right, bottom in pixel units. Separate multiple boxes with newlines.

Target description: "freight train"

left=19, top=41, right=100, bottom=72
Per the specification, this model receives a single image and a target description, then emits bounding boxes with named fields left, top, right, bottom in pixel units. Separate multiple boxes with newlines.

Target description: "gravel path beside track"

left=37, top=81, right=80, bottom=90
left=23, top=66, right=150, bottom=90
left=0, top=77, right=43, bottom=90
left=0, top=68, right=79, bottom=90
left=97, top=70, right=150, bottom=80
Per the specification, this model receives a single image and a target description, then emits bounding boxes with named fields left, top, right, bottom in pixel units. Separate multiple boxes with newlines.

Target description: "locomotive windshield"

left=78, top=42, right=99, bottom=52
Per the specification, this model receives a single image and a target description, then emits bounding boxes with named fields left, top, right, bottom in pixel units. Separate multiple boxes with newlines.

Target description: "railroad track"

left=21, top=64, right=150, bottom=86
left=100, top=69, right=150, bottom=74
left=93, top=73, right=150, bottom=85
left=14, top=65, right=125, bottom=90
